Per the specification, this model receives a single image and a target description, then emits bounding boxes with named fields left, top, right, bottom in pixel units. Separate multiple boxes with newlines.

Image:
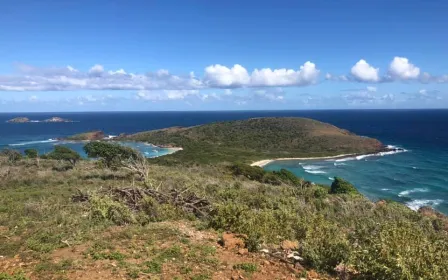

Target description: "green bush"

left=47, top=146, right=81, bottom=166
left=300, top=216, right=350, bottom=272
left=0, top=271, right=29, bottom=280
left=83, top=141, right=140, bottom=168
left=24, top=149, right=38, bottom=159
left=230, top=163, right=265, bottom=181
left=0, top=149, right=22, bottom=163
left=349, top=221, right=448, bottom=279
left=330, top=177, right=359, bottom=195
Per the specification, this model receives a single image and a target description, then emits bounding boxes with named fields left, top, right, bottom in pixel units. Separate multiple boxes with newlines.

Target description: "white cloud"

left=204, top=62, right=319, bottom=87
left=351, top=59, right=380, bottom=82
left=367, top=86, right=377, bottom=92
left=204, top=64, right=250, bottom=87
left=108, top=69, right=127, bottom=75
left=89, top=64, right=104, bottom=75
left=250, top=62, right=319, bottom=86
left=419, top=89, right=427, bottom=95
left=29, top=95, right=38, bottom=101
left=136, top=90, right=201, bottom=101
left=388, top=57, right=420, bottom=80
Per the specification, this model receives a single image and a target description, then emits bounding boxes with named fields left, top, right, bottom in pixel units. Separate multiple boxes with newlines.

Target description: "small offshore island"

left=1, top=117, right=447, bottom=279
left=6, top=116, right=74, bottom=123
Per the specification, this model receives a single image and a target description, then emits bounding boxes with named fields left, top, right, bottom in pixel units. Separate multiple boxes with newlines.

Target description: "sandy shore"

left=250, top=153, right=356, bottom=167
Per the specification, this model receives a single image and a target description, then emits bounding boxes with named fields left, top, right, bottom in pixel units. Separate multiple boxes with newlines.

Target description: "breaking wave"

left=398, top=188, right=429, bottom=197
left=331, top=146, right=408, bottom=162
left=305, top=170, right=327, bottom=174
left=406, top=199, right=444, bottom=211
left=9, top=139, right=58, bottom=146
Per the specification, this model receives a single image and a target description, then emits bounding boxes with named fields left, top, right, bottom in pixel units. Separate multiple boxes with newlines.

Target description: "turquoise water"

left=265, top=146, right=448, bottom=214
left=6, top=139, right=178, bottom=159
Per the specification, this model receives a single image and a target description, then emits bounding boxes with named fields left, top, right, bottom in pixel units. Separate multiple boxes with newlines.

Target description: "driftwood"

left=72, top=186, right=212, bottom=218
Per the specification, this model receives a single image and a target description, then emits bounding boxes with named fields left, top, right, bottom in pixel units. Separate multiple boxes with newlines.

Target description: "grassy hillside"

left=122, top=117, right=383, bottom=164
left=1, top=156, right=447, bottom=279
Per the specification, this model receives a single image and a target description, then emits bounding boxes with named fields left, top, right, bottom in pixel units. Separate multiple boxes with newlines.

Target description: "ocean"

left=1, top=110, right=447, bottom=214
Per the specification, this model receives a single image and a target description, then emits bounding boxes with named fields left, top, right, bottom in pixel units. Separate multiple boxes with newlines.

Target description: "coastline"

left=250, top=153, right=357, bottom=167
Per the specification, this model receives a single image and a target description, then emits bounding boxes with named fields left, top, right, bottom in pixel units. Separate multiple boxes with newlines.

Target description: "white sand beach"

left=250, top=153, right=357, bottom=167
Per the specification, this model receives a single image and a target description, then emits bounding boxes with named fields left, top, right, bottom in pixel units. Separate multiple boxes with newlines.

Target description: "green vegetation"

left=24, top=148, right=38, bottom=159
left=121, top=117, right=383, bottom=164
left=84, top=141, right=139, bottom=168
left=1, top=118, right=448, bottom=279
left=46, top=145, right=81, bottom=166
left=330, top=177, right=359, bottom=195
left=233, top=263, right=258, bottom=273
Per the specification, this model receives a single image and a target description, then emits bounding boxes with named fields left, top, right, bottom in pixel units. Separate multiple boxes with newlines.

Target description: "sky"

left=1, top=0, right=448, bottom=112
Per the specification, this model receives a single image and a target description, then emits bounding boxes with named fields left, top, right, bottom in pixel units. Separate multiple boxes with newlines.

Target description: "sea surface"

left=1, top=110, right=447, bottom=214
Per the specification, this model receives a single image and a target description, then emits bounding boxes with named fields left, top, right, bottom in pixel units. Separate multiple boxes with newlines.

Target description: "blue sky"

left=1, top=0, right=447, bottom=111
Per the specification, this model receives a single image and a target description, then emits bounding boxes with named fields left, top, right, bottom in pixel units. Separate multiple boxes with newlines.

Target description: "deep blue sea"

left=1, top=110, right=447, bottom=214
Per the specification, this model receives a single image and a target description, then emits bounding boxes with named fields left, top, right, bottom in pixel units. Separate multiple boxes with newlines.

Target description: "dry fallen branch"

left=72, top=186, right=212, bottom=218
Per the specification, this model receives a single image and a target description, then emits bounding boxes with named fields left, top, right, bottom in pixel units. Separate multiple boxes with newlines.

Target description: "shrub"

left=300, top=216, right=351, bottom=272
left=83, top=142, right=139, bottom=168
left=0, top=149, right=22, bottom=163
left=273, top=169, right=303, bottom=186
left=349, top=221, right=448, bottom=279
left=24, top=149, right=38, bottom=159
left=330, top=177, right=359, bottom=195
left=261, top=172, right=282, bottom=185
left=47, top=146, right=81, bottom=166
left=230, top=163, right=266, bottom=181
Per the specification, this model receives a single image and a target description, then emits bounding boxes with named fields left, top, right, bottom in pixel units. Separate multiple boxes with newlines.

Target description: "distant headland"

left=6, top=117, right=75, bottom=123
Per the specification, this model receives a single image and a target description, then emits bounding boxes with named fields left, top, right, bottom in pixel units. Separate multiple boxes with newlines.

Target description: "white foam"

left=305, top=170, right=327, bottom=174
left=333, top=162, right=346, bottom=166
left=332, top=157, right=356, bottom=162
left=9, top=139, right=58, bottom=146
left=329, top=145, right=408, bottom=163
left=381, top=188, right=391, bottom=191
left=398, top=188, right=429, bottom=197
left=328, top=177, right=334, bottom=181
left=302, top=165, right=323, bottom=170
left=406, top=199, right=443, bottom=211
left=103, top=135, right=117, bottom=140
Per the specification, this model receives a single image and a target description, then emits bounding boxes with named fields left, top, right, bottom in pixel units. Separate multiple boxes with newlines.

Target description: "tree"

left=330, top=177, right=359, bottom=195
left=24, top=148, right=38, bottom=159
left=0, top=149, right=22, bottom=163
left=47, top=146, right=81, bottom=166
left=83, top=142, right=139, bottom=168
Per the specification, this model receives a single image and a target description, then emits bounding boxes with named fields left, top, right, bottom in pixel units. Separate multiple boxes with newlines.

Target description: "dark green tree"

left=47, top=146, right=81, bottom=166
left=83, top=142, right=139, bottom=168
left=24, top=148, right=39, bottom=159
left=330, top=177, right=359, bottom=195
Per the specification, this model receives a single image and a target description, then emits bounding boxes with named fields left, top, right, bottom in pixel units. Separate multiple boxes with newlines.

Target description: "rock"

left=221, top=232, right=245, bottom=250
left=376, top=200, right=387, bottom=207
left=237, top=248, right=248, bottom=255
left=43, top=117, right=72, bottom=123
left=286, top=252, right=304, bottom=261
left=280, top=240, right=299, bottom=250
left=7, top=117, right=30, bottom=123
left=260, top=248, right=269, bottom=253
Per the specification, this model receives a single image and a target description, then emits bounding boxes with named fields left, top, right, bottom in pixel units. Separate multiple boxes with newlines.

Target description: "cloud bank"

left=0, top=57, right=447, bottom=92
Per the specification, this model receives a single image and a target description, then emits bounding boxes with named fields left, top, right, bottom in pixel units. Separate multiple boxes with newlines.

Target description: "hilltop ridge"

left=120, top=117, right=384, bottom=163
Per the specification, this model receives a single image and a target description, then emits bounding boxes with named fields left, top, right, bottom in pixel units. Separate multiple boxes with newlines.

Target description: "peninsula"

left=119, top=117, right=384, bottom=164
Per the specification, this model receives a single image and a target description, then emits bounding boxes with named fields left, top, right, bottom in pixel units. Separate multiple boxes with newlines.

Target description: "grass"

left=233, top=263, right=258, bottom=273
left=1, top=155, right=448, bottom=279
